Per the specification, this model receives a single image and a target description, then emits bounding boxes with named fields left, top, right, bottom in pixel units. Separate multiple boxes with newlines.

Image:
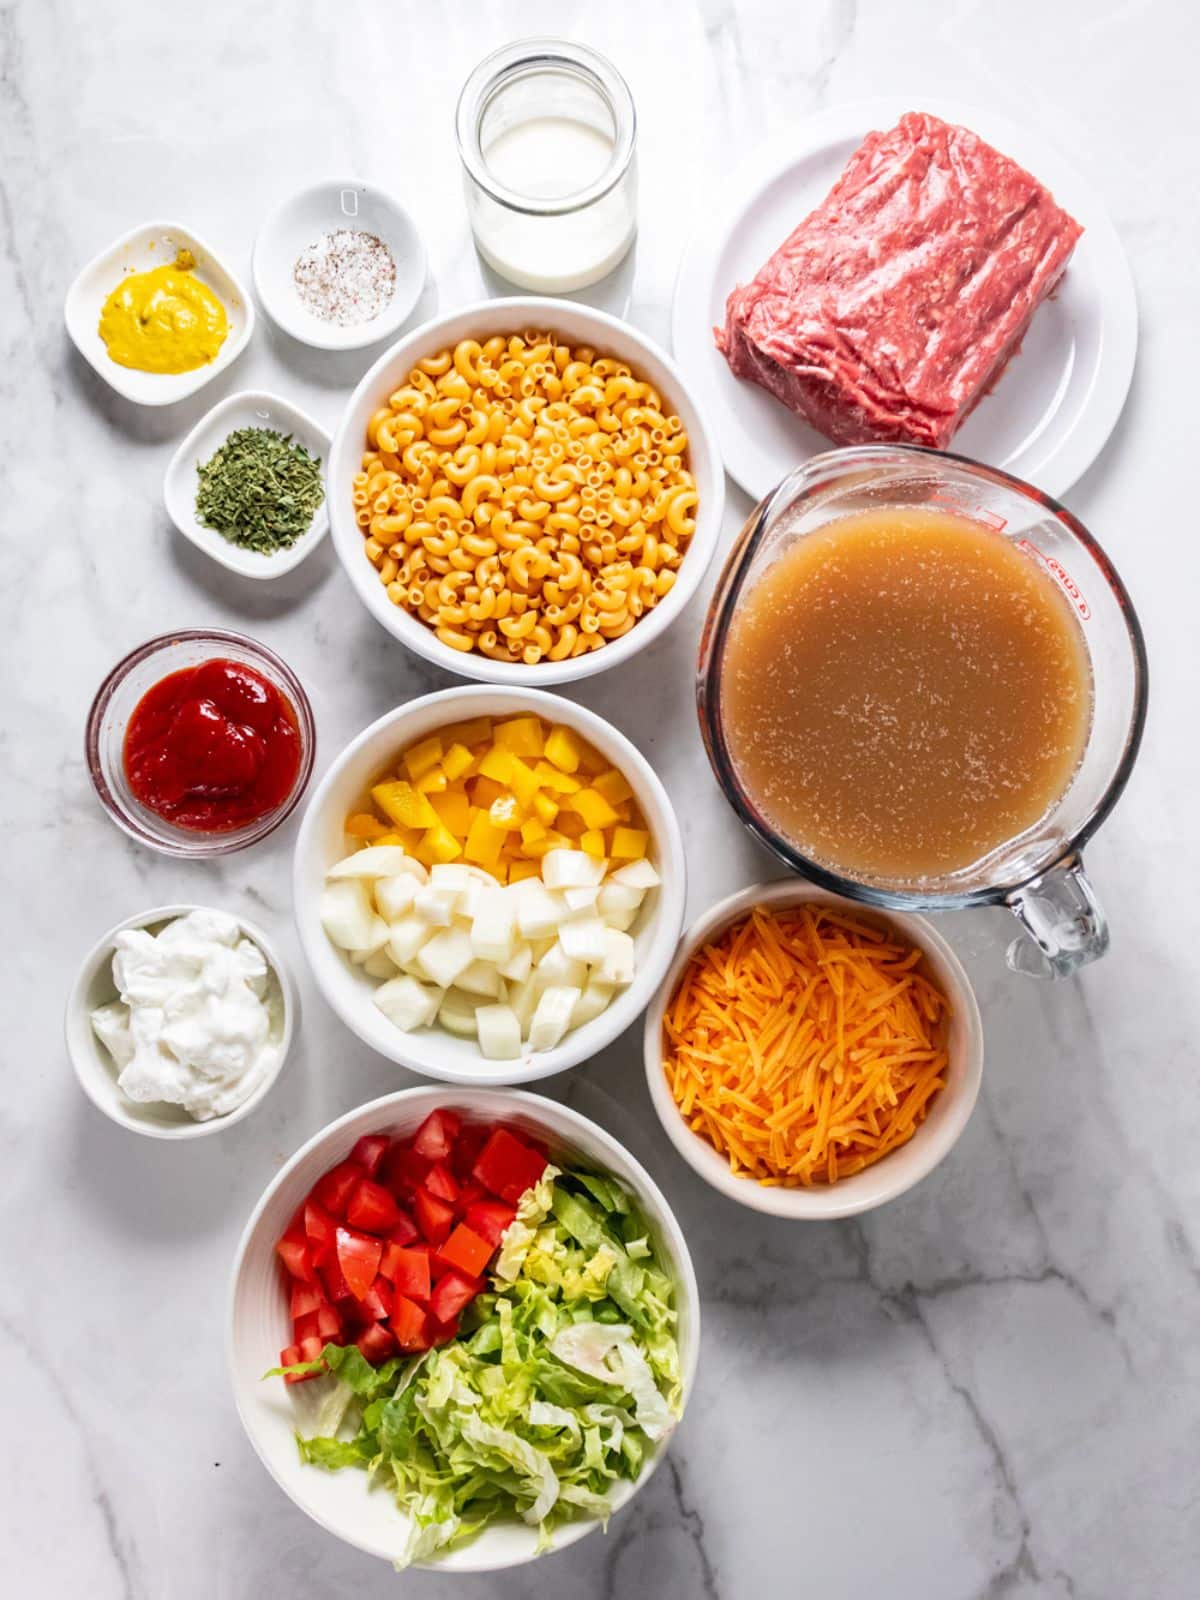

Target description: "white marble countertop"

left=6, top=0, right=1198, bottom=1595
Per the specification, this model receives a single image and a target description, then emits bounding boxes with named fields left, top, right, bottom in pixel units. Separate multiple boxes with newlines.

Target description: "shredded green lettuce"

left=277, top=1166, right=681, bottom=1568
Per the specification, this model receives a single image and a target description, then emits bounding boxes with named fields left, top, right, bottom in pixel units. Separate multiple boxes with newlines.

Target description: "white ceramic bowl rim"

left=326, top=295, right=725, bottom=684
left=252, top=178, right=427, bottom=352
left=643, top=879, right=984, bottom=1219
left=293, top=684, right=687, bottom=1086
left=226, top=1084, right=700, bottom=1572
left=65, top=902, right=295, bottom=1139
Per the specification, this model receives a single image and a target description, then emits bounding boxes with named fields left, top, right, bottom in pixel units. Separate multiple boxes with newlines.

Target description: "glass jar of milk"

left=456, top=39, right=637, bottom=293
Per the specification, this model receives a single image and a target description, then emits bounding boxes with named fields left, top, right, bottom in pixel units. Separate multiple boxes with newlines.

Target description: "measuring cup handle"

left=1004, top=856, right=1110, bottom=979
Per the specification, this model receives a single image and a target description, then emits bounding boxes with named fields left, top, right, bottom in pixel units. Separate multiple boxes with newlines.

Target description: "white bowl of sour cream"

left=65, top=904, right=295, bottom=1139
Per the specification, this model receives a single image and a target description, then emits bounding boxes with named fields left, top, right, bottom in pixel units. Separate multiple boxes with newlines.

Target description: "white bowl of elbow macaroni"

left=326, top=297, right=725, bottom=686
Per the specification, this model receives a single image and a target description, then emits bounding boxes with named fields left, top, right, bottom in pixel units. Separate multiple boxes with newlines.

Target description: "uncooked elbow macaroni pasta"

left=353, top=332, right=698, bottom=665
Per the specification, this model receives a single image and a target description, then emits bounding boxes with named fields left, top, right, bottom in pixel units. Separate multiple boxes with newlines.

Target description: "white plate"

left=164, top=391, right=330, bottom=579
left=64, top=220, right=254, bottom=406
left=672, top=97, right=1138, bottom=502
left=253, top=179, right=426, bottom=351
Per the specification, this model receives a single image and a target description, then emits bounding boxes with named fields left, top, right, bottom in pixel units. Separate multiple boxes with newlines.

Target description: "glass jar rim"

left=455, top=37, right=637, bottom=218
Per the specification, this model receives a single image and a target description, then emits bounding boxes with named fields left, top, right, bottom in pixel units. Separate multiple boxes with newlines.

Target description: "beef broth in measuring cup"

left=719, top=505, right=1093, bottom=883
left=698, top=449, right=1147, bottom=978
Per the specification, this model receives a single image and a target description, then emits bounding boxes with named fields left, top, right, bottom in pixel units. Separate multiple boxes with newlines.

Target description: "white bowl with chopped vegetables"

left=293, top=686, right=686, bottom=1086
left=228, top=1086, right=699, bottom=1571
left=164, top=390, right=330, bottom=579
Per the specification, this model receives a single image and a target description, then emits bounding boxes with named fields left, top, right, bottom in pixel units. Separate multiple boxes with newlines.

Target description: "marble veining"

left=3, top=0, right=1198, bottom=1595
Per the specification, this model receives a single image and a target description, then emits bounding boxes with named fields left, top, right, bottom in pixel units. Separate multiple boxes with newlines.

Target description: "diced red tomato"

left=346, top=1177, right=402, bottom=1236
left=276, top=1111, right=548, bottom=1383
left=289, top=1280, right=322, bottom=1319
left=350, top=1133, right=391, bottom=1178
left=472, top=1128, right=547, bottom=1205
left=436, top=1223, right=494, bottom=1279
left=429, top=1268, right=482, bottom=1325
left=358, top=1276, right=392, bottom=1321
left=412, top=1108, right=461, bottom=1161
left=293, top=1310, right=320, bottom=1343
left=451, top=1123, right=488, bottom=1181
left=382, top=1244, right=431, bottom=1304
left=356, top=1321, right=396, bottom=1364
left=390, top=1294, right=430, bottom=1352
left=464, top=1199, right=516, bottom=1248
left=303, top=1200, right=338, bottom=1265
left=314, top=1160, right=364, bottom=1219
left=335, top=1227, right=382, bottom=1301
left=381, top=1145, right=432, bottom=1196
left=387, top=1212, right=419, bottom=1246
left=280, top=1343, right=316, bottom=1384
left=414, top=1186, right=455, bottom=1245
left=454, top=1180, right=486, bottom=1215
left=424, top=1161, right=460, bottom=1205
left=316, top=1301, right=344, bottom=1341
left=319, top=1256, right=352, bottom=1305
left=276, top=1229, right=315, bottom=1284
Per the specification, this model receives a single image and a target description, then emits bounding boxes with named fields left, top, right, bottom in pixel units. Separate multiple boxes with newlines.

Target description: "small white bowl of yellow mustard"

left=65, top=221, right=255, bottom=406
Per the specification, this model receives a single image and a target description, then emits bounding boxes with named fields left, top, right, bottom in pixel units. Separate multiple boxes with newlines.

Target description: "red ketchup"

left=123, top=658, right=302, bottom=832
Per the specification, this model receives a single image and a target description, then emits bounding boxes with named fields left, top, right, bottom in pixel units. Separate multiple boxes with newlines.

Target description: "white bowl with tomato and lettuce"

left=228, top=1087, right=699, bottom=1572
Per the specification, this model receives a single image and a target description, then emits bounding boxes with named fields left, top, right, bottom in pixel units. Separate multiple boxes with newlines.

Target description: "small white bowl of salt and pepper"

left=252, top=179, right=427, bottom=351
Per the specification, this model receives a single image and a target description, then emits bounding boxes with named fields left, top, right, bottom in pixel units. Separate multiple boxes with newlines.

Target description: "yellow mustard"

left=98, top=250, right=228, bottom=373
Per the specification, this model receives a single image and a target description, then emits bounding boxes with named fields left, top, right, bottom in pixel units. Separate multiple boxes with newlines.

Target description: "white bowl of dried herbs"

left=165, top=391, right=330, bottom=579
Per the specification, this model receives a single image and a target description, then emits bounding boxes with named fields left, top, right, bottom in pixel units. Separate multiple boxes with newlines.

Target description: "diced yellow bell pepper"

left=464, top=811, right=505, bottom=869
left=519, top=816, right=548, bottom=848
left=478, top=747, right=517, bottom=785
left=556, top=811, right=586, bottom=840
left=564, top=787, right=620, bottom=830
left=594, top=767, right=633, bottom=806
left=430, top=789, right=473, bottom=835
left=580, top=828, right=607, bottom=860
left=489, top=794, right=522, bottom=830
left=441, top=742, right=475, bottom=782
left=507, top=858, right=541, bottom=883
left=416, top=768, right=448, bottom=794
left=494, top=715, right=544, bottom=757
left=440, top=716, right=493, bottom=750
left=576, top=742, right=607, bottom=777
left=372, top=780, right=438, bottom=831
left=532, top=791, right=558, bottom=826
left=375, top=829, right=419, bottom=849
left=419, top=822, right=464, bottom=864
left=508, top=759, right=540, bottom=809
left=345, top=812, right=387, bottom=839
left=470, top=775, right=506, bottom=808
left=532, top=761, right=582, bottom=795
left=403, top=735, right=443, bottom=781
left=544, top=725, right=584, bottom=774
left=522, top=829, right=570, bottom=859
left=611, top=827, right=649, bottom=860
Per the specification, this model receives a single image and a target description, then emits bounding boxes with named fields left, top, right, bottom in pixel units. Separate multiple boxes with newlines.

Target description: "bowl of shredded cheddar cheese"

left=643, top=880, right=983, bottom=1218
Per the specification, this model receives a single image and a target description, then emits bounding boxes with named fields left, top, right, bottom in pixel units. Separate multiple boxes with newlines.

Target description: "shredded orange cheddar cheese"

left=663, top=904, right=951, bottom=1187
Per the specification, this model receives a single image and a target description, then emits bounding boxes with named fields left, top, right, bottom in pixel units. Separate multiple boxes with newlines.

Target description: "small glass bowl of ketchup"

left=86, top=630, right=316, bottom=856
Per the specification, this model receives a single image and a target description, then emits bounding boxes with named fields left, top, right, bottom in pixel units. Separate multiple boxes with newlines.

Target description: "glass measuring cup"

left=697, top=446, right=1148, bottom=978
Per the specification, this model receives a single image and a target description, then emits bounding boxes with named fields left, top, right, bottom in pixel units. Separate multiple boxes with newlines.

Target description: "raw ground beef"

left=715, top=113, right=1084, bottom=449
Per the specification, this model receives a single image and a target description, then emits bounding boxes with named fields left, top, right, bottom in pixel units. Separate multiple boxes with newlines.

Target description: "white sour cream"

left=90, top=909, right=278, bottom=1121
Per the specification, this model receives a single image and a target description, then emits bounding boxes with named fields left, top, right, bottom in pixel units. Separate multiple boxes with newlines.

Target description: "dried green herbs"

left=195, top=427, right=325, bottom=554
